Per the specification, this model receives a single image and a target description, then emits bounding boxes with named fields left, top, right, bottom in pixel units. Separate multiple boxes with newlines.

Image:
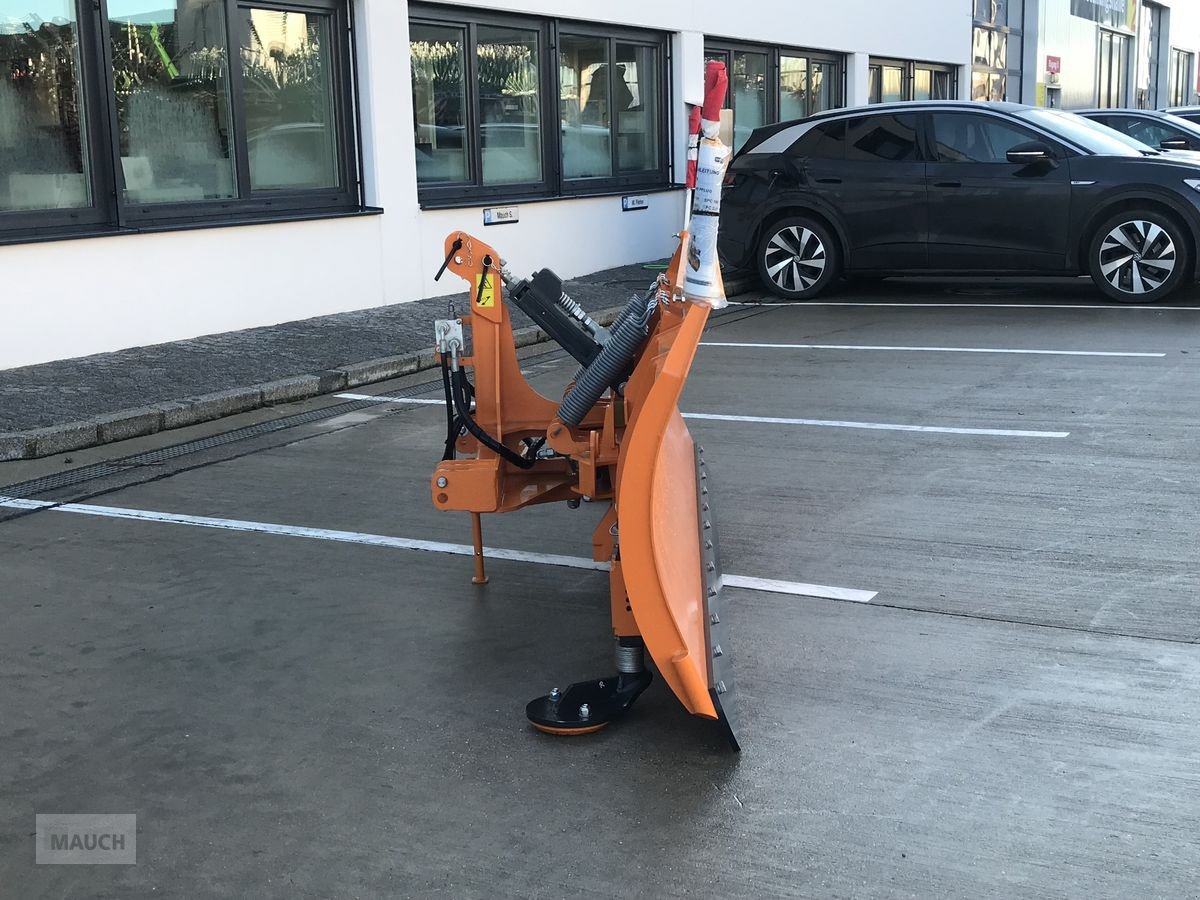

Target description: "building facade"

left=1, top=0, right=970, bottom=370
left=4, top=0, right=1197, bottom=370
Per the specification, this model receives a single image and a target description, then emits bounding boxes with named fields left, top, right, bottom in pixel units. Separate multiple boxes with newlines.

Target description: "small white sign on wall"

left=483, top=206, right=519, bottom=226
left=622, top=195, right=650, bottom=212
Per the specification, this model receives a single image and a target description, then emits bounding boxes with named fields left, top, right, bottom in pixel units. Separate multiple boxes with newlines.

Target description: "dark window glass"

left=616, top=41, right=659, bottom=173
left=790, top=120, right=845, bottom=159
left=478, top=25, right=542, bottom=185
left=241, top=8, right=339, bottom=192
left=559, top=33, right=611, bottom=179
left=933, top=113, right=1039, bottom=163
left=411, top=23, right=469, bottom=185
left=1121, top=117, right=1181, bottom=147
left=846, top=114, right=918, bottom=161
left=0, top=1, right=91, bottom=212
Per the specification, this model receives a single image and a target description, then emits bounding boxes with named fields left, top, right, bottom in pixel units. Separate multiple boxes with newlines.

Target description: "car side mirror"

left=1007, top=141, right=1053, bottom=165
left=1159, top=137, right=1190, bottom=151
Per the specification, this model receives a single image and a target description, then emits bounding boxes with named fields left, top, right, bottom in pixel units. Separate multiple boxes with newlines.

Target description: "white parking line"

left=0, top=496, right=877, bottom=603
left=727, top=301, right=1200, bottom=311
left=337, top=393, right=1068, bottom=438
left=701, top=341, right=1166, bottom=358
left=337, top=393, right=444, bottom=405
left=684, top=412, right=1069, bottom=438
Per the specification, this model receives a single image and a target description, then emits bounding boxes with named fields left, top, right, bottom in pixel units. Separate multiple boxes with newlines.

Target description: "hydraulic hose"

left=449, top=365, right=536, bottom=470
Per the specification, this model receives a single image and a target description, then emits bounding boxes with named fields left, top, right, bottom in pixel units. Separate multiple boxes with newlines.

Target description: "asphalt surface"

left=3, top=279, right=1200, bottom=898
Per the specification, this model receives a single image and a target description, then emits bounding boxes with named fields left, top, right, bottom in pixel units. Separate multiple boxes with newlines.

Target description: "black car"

left=1162, top=106, right=1200, bottom=126
left=719, top=100, right=1200, bottom=303
left=1076, top=108, right=1200, bottom=152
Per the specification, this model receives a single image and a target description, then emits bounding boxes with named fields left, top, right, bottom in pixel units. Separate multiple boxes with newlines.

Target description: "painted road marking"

left=337, top=394, right=1068, bottom=438
left=337, top=393, right=444, bottom=405
left=684, top=412, right=1069, bottom=438
left=0, top=497, right=877, bottom=604
left=701, top=341, right=1166, bottom=358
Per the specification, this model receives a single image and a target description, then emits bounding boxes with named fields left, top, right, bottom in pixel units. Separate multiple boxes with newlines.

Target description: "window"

left=1135, top=2, right=1163, bottom=109
left=869, top=59, right=957, bottom=103
left=972, top=0, right=1023, bottom=103
left=0, top=2, right=94, bottom=218
left=706, top=49, right=767, bottom=152
left=1168, top=49, right=1194, bottom=107
left=411, top=8, right=667, bottom=204
left=1116, top=116, right=1185, bottom=148
left=706, top=41, right=844, bottom=151
left=789, top=120, right=846, bottom=159
left=932, top=113, right=1039, bottom=163
left=1098, top=30, right=1131, bottom=108
left=0, top=0, right=360, bottom=240
left=846, top=114, right=919, bottom=162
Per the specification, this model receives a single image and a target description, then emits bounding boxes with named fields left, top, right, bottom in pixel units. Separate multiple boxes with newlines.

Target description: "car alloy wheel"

left=763, top=225, right=827, bottom=293
left=1097, top=219, right=1177, bottom=296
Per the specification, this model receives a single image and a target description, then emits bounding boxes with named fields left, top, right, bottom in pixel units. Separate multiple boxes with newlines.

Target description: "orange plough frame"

left=430, top=230, right=738, bottom=749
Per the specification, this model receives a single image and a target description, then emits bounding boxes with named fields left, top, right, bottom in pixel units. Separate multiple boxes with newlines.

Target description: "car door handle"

left=814, top=177, right=842, bottom=184
left=934, top=180, right=962, bottom=188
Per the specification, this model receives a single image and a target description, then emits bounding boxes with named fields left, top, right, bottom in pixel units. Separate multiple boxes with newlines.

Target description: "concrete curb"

left=0, top=278, right=762, bottom=463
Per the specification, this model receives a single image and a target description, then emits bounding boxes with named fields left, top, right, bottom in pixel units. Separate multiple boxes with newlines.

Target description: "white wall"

left=0, top=0, right=969, bottom=370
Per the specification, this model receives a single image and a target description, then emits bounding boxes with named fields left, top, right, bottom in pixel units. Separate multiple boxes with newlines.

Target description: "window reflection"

left=616, top=42, right=658, bottom=172
left=411, top=23, right=468, bottom=184
left=779, top=54, right=808, bottom=121
left=0, top=2, right=90, bottom=211
left=109, top=0, right=236, bottom=204
left=559, top=34, right=611, bottom=179
left=478, top=25, right=540, bottom=185
left=241, top=8, right=338, bottom=191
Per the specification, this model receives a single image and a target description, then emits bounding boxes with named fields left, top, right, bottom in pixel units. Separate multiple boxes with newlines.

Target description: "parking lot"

left=4, top=277, right=1200, bottom=898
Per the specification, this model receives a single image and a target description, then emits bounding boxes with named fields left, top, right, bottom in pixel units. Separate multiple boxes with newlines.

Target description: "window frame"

left=410, top=6, right=670, bottom=207
left=0, top=0, right=365, bottom=242
left=1168, top=48, right=1194, bottom=107
left=0, top=5, right=116, bottom=234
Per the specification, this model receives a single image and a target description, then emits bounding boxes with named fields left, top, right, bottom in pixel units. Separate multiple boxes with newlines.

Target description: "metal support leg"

left=471, top=513, right=489, bottom=585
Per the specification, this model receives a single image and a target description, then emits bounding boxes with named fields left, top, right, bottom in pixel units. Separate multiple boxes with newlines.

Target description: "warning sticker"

left=475, top=273, right=495, bottom=308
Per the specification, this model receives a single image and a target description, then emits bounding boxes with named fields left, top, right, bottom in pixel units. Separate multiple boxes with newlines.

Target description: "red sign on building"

left=1046, top=55, right=1062, bottom=74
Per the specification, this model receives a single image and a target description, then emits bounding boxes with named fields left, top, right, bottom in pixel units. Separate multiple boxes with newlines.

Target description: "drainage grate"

left=0, top=379, right=451, bottom=501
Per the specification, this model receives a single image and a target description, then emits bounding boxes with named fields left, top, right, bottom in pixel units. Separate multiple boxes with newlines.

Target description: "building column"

left=846, top=52, right=871, bottom=107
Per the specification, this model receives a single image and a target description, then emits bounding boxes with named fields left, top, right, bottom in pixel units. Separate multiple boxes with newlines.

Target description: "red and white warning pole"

left=682, top=61, right=730, bottom=309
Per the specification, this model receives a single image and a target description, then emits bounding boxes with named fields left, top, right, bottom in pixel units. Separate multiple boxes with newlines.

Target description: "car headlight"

left=1185, top=178, right=1200, bottom=193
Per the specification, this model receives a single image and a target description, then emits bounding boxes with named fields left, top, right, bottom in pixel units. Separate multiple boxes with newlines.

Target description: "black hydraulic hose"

left=450, top=366, right=536, bottom=470
left=440, top=358, right=462, bottom=461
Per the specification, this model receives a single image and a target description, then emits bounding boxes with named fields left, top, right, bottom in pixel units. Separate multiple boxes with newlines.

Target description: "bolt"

left=702, top=486, right=708, bottom=495
left=703, top=520, right=711, bottom=530
left=716, top=681, right=727, bottom=694
left=707, top=562, right=716, bottom=572
left=705, top=540, right=713, bottom=550
left=710, top=612, right=720, bottom=625
left=579, top=703, right=591, bottom=720
left=701, top=472, right=707, bottom=480
left=549, top=687, right=561, bottom=700
left=708, top=588, right=718, bottom=597
left=436, top=476, right=448, bottom=488
left=713, top=644, right=724, bottom=658
left=702, top=503, right=710, bottom=512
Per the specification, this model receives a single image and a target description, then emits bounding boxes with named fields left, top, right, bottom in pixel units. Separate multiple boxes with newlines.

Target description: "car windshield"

left=1017, top=108, right=1148, bottom=156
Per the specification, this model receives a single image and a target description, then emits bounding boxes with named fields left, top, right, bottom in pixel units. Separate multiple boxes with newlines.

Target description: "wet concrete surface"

left=3, top=280, right=1200, bottom=898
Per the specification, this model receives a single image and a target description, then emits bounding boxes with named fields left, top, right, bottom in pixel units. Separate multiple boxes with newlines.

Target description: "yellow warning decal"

left=475, top=273, right=495, bottom=308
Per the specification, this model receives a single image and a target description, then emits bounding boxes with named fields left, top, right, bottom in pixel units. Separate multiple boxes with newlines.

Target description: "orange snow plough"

left=428, top=230, right=738, bottom=750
